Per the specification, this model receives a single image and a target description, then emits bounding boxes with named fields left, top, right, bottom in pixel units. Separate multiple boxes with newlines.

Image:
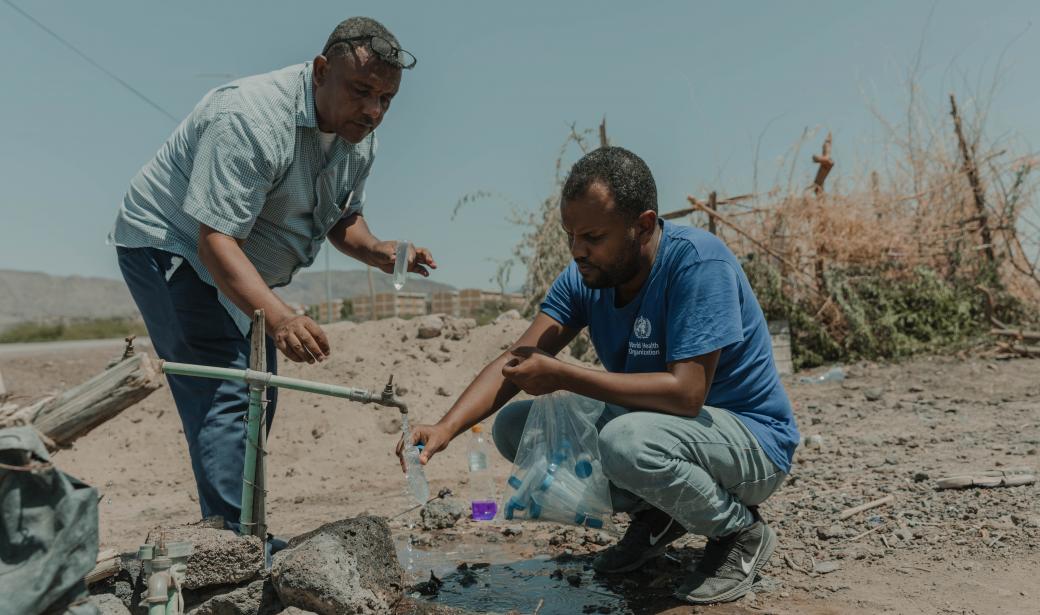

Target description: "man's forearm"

left=198, top=229, right=295, bottom=328
left=328, top=214, right=383, bottom=267
left=558, top=363, right=705, bottom=417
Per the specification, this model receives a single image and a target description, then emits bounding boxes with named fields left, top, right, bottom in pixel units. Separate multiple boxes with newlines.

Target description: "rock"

left=442, top=318, right=477, bottom=341
left=894, top=528, right=914, bottom=542
left=813, top=560, right=842, bottom=574
left=913, top=471, right=930, bottom=482
left=416, top=316, right=444, bottom=339
left=145, top=522, right=264, bottom=590
left=280, top=609, right=320, bottom=615
left=90, top=593, right=130, bottom=615
left=804, top=434, right=825, bottom=449
left=493, top=310, right=522, bottom=324
left=817, top=524, right=846, bottom=540
left=501, top=525, right=523, bottom=537
left=274, top=516, right=404, bottom=615
left=864, top=388, right=884, bottom=402
left=187, top=579, right=282, bottom=615
left=420, top=499, right=468, bottom=530
left=435, top=387, right=452, bottom=397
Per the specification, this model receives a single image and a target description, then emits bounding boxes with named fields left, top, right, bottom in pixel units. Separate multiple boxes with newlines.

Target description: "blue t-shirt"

left=540, top=220, right=800, bottom=473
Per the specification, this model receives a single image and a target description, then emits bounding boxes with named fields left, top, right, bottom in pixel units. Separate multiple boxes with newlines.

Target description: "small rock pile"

left=88, top=516, right=475, bottom=615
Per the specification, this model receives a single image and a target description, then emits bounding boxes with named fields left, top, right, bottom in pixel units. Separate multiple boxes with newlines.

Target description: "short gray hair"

left=322, top=17, right=402, bottom=66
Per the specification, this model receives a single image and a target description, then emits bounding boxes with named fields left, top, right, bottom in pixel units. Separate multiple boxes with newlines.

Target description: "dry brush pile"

left=458, top=92, right=1040, bottom=368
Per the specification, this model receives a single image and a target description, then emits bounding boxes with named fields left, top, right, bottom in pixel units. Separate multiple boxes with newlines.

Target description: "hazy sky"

left=1, top=1, right=1037, bottom=290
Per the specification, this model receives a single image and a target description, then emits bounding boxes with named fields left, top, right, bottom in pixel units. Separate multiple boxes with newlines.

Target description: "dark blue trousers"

left=117, top=247, right=277, bottom=530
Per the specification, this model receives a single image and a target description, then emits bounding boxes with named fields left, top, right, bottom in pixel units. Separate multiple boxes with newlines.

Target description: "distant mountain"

left=0, top=269, right=139, bottom=329
left=275, top=269, right=456, bottom=306
left=0, top=268, right=457, bottom=330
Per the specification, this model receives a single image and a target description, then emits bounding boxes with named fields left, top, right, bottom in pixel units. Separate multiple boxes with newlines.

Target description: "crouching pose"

left=397, top=147, right=799, bottom=604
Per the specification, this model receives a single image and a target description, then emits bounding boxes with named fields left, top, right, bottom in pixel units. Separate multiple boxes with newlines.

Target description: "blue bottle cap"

left=507, top=496, right=526, bottom=511
left=538, top=473, right=555, bottom=491
left=574, top=459, right=593, bottom=479
left=507, top=475, right=522, bottom=490
left=551, top=450, right=567, bottom=465
left=416, top=443, right=424, bottom=451
left=529, top=500, right=542, bottom=519
left=586, top=517, right=604, bottom=529
left=574, top=512, right=587, bottom=525
left=504, top=505, right=514, bottom=520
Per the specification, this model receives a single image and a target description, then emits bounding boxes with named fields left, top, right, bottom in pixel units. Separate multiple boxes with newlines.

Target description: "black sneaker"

left=591, top=507, right=687, bottom=574
left=674, top=519, right=777, bottom=604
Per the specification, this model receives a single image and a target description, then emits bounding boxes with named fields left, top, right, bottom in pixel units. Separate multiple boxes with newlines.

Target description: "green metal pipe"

left=239, top=384, right=263, bottom=535
left=160, top=361, right=408, bottom=413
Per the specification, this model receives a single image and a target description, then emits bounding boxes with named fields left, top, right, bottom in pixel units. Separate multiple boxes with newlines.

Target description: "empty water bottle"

left=402, top=442, right=430, bottom=505
left=799, top=366, right=845, bottom=384
left=467, top=425, right=497, bottom=520
left=393, top=241, right=410, bottom=290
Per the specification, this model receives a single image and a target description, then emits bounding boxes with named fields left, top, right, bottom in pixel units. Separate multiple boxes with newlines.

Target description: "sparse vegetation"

left=0, top=318, right=147, bottom=344
left=457, top=88, right=1040, bottom=368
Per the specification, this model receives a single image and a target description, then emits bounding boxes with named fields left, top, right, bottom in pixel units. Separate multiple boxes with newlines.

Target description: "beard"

left=576, top=236, right=642, bottom=289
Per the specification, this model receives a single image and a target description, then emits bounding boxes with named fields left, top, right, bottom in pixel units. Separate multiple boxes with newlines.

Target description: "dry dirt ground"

left=2, top=317, right=1037, bottom=615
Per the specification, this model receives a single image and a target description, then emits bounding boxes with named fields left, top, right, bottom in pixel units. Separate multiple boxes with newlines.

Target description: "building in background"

left=313, top=299, right=344, bottom=323
left=430, top=291, right=460, bottom=317
left=458, top=289, right=525, bottom=317
left=352, top=291, right=427, bottom=320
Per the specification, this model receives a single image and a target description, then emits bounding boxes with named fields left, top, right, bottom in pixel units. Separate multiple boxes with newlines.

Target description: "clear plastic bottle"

left=393, top=240, right=410, bottom=290
left=402, top=442, right=430, bottom=505
left=467, top=425, right=497, bottom=520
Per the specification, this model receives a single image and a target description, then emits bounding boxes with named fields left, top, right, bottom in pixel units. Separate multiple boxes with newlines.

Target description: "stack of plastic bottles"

left=503, top=439, right=605, bottom=529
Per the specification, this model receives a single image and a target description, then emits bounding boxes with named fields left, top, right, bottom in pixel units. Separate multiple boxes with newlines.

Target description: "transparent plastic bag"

left=503, top=392, right=613, bottom=529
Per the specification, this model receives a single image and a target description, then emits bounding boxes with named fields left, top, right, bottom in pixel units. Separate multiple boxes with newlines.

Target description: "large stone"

left=186, top=579, right=282, bottom=615
left=416, top=316, right=444, bottom=339
left=273, top=516, right=404, bottom=615
left=442, top=317, right=477, bottom=341
left=89, top=593, right=131, bottom=615
left=145, top=523, right=264, bottom=590
left=420, top=499, right=468, bottom=530
left=280, top=609, right=319, bottom=615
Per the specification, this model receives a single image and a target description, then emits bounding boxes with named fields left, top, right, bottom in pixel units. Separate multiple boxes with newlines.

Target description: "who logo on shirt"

left=633, top=316, right=652, bottom=340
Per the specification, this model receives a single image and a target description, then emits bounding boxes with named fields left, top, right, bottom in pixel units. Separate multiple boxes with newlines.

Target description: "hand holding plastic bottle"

left=395, top=422, right=454, bottom=470
left=370, top=240, right=437, bottom=279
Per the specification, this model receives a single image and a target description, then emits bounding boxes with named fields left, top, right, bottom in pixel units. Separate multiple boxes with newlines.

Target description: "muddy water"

left=395, top=539, right=689, bottom=614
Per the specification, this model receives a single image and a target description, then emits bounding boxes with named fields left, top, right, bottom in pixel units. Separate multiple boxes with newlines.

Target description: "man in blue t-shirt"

left=399, top=147, right=799, bottom=605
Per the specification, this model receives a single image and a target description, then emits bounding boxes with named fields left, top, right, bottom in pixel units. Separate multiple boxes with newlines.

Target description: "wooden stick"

left=685, top=196, right=820, bottom=289
left=250, top=310, right=268, bottom=541
left=838, top=495, right=894, bottom=521
left=84, top=549, right=120, bottom=586
left=707, top=191, right=718, bottom=235
left=598, top=116, right=609, bottom=148
left=811, top=132, right=834, bottom=195
left=950, top=93, right=996, bottom=268
left=0, top=352, right=161, bottom=450
left=990, top=327, right=1040, bottom=341
left=659, top=193, right=756, bottom=220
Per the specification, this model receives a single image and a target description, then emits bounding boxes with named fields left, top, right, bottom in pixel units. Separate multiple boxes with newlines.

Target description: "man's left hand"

left=501, top=346, right=566, bottom=395
left=372, top=241, right=437, bottom=277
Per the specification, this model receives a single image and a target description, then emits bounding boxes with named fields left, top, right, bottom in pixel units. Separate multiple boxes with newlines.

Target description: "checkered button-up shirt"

left=111, top=63, right=376, bottom=334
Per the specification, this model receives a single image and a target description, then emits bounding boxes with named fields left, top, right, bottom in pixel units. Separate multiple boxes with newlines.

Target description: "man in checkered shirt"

left=111, top=17, right=432, bottom=542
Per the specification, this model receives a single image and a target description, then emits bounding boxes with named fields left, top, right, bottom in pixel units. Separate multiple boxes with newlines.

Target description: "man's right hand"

left=272, top=314, right=331, bottom=363
left=395, top=423, right=455, bottom=471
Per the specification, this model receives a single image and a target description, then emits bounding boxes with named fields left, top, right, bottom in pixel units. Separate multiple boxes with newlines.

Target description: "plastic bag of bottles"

left=504, top=392, right=613, bottom=529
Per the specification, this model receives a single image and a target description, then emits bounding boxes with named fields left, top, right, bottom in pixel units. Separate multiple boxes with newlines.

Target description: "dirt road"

left=2, top=318, right=1036, bottom=614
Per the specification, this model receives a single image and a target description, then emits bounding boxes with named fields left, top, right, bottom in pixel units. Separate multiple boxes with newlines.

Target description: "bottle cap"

left=471, top=424, right=483, bottom=433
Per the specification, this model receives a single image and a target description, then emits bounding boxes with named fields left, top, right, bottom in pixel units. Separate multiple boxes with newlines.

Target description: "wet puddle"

left=395, top=535, right=693, bottom=614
